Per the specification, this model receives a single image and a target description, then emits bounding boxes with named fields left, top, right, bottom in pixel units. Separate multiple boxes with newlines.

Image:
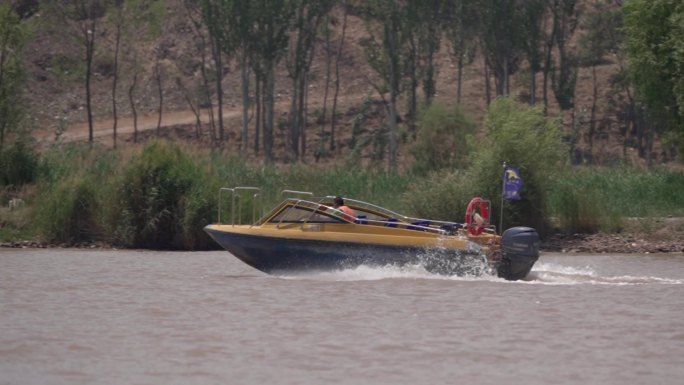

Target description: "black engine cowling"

left=497, top=226, right=540, bottom=280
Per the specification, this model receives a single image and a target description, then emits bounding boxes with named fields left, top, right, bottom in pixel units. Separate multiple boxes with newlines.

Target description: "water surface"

left=1, top=249, right=683, bottom=385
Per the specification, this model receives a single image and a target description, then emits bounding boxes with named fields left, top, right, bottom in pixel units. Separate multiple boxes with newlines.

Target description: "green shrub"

left=410, top=103, right=475, bottom=175
left=0, top=138, right=39, bottom=187
left=115, top=141, right=203, bottom=249
left=34, top=174, right=99, bottom=244
left=180, top=173, right=220, bottom=250
left=402, top=170, right=476, bottom=222
left=37, top=143, right=112, bottom=185
left=469, top=97, right=567, bottom=234
left=49, top=54, right=84, bottom=81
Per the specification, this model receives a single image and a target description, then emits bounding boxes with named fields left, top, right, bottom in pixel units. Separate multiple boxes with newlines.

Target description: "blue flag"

left=503, top=166, right=523, bottom=200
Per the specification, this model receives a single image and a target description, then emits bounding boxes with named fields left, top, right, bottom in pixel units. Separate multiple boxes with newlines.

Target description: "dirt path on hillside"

left=61, top=108, right=230, bottom=142
left=39, top=94, right=369, bottom=146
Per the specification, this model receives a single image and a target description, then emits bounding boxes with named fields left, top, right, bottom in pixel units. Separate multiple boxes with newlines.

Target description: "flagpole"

left=500, top=162, right=506, bottom=234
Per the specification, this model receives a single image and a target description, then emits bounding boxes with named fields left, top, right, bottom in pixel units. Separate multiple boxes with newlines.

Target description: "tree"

left=410, top=103, right=475, bottom=175
left=578, top=1, right=621, bottom=162
left=518, top=0, right=547, bottom=105
left=360, top=0, right=408, bottom=173
left=286, top=0, right=334, bottom=161
left=108, top=2, right=123, bottom=149
left=478, top=0, right=521, bottom=97
left=0, top=5, right=26, bottom=150
left=624, top=0, right=684, bottom=159
left=549, top=0, right=580, bottom=111
left=403, top=0, right=443, bottom=137
left=444, top=0, right=478, bottom=105
left=200, top=0, right=235, bottom=143
left=250, top=0, right=295, bottom=163
left=470, top=97, right=566, bottom=233
left=328, top=1, right=349, bottom=152
left=233, top=0, right=254, bottom=156
left=112, top=0, right=165, bottom=144
left=43, top=0, right=110, bottom=145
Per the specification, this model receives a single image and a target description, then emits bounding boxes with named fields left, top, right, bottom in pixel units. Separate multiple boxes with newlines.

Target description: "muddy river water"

left=1, top=248, right=683, bottom=385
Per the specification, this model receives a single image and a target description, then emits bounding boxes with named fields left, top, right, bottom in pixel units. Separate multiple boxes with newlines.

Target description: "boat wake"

left=524, top=262, right=684, bottom=285
left=277, top=263, right=496, bottom=282
left=277, top=261, right=683, bottom=285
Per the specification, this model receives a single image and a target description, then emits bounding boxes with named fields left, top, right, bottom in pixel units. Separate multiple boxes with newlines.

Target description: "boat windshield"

left=268, top=203, right=345, bottom=224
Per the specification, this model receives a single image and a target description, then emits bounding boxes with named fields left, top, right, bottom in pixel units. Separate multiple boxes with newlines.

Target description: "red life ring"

left=465, top=197, right=489, bottom=235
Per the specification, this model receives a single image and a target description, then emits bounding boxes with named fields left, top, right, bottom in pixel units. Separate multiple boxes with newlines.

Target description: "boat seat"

left=355, top=215, right=368, bottom=225
left=440, top=223, right=462, bottom=235
left=408, top=220, right=431, bottom=231
left=384, top=218, right=398, bottom=227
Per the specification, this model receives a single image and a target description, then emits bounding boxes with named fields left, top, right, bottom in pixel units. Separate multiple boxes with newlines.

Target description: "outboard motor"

left=497, top=227, right=540, bottom=281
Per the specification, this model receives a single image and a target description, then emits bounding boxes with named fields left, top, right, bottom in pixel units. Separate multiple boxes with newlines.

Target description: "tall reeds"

left=548, top=167, right=684, bottom=233
left=7, top=139, right=684, bottom=247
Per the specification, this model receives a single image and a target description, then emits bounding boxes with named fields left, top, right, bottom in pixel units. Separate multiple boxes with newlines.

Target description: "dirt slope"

left=22, top=2, right=643, bottom=167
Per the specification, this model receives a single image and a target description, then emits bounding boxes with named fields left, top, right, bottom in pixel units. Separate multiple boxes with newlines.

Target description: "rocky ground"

left=541, top=217, right=684, bottom=254
left=541, top=233, right=684, bottom=254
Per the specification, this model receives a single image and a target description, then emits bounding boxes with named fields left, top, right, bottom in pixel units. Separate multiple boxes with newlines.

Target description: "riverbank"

left=541, top=233, right=684, bottom=254
left=3, top=229, right=684, bottom=254
left=542, top=217, right=684, bottom=254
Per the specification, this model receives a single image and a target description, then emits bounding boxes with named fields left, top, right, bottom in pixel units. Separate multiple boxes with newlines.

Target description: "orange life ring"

left=465, top=197, right=489, bottom=235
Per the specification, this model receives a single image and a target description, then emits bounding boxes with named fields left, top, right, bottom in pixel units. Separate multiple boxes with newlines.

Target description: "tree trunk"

left=484, top=56, right=491, bottom=105
left=319, top=19, right=333, bottom=160
left=111, top=18, right=121, bottom=149
left=128, top=71, right=138, bottom=143
left=330, top=3, right=348, bottom=152
left=388, top=49, right=398, bottom=174
left=264, top=65, right=275, bottom=163
left=84, top=19, right=95, bottom=144
left=457, top=55, right=463, bottom=105
left=301, top=75, right=308, bottom=158
left=408, top=42, right=418, bottom=138
left=529, top=67, right=536, bottom=105
left=240, top=52, right=250, bottom=155
left=503, top=55, right=509, bottom=96
left=254, top=71, right=262, bottom=155
left=424, top=53, right=435, bottom=105
left=155, top=57, right=163, bottom=136
left=542, top=18, right=556, bottom=114
left=212, top=37, right=225, bottom=142
left=177, top=78, right=202, bottom=139
left=289, top=79, right=300, bottom=161
left=389, top=89, right=398, bottom=174
left=589, top=64, right=598, bottom=161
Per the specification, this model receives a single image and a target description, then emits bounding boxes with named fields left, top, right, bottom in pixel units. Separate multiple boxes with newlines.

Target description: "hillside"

left=18, top=1, right=645, bottom=168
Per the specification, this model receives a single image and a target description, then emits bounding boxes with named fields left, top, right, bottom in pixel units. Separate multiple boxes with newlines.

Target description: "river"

left=1, top=248, right=683, bottom=385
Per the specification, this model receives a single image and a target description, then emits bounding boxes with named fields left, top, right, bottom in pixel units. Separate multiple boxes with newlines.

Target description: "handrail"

left=218, top=188, right=464, bottom=235
left=218, top=187, right=261, bottom=225
left=281, top=189, right=314, bottom=198
left=322, top=195, right=459, bottom=229
left=218, top=188, right=234, bottom=224
left=236, top=187, right=262, bottom=225
left=276, top=196, right=447, bottom=234
left=367, top=218, right=447, bottom=235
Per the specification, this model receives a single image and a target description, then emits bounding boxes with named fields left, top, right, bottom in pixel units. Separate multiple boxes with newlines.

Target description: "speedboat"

left=204, top=187, right=539, bottom=280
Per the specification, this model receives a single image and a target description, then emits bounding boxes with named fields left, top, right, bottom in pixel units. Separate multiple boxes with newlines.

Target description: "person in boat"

left=333, top=196, right=357, bottom=221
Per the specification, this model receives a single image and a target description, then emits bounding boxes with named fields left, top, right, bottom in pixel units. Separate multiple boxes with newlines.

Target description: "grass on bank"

left=3, top=97, right=684, bottom=248
left=2, top=139, right=684, bottom=248
left=3, top=140, right=416, bottom=248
